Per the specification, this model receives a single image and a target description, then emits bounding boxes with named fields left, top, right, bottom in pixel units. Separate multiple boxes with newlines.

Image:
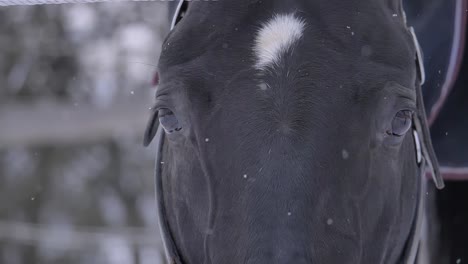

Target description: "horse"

left=1, top=0, right=465, bottom=262
left=143, top=1, right=445, bottom=263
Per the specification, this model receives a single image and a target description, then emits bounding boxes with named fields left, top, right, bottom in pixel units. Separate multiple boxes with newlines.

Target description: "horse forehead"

left=160, top=3, right=414, bottom=85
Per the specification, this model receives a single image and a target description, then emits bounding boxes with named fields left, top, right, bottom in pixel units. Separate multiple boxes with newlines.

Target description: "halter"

left=145, top=2, right=444, bottom=263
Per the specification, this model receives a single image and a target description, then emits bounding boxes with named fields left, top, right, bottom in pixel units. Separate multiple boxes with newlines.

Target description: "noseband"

left=146, top=2, right=445, bottom=263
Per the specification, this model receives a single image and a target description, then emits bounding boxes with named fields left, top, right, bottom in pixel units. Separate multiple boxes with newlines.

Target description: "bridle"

left=402, top=25, right=445, bottom=264
left=146, top=1, right=445, bottom=263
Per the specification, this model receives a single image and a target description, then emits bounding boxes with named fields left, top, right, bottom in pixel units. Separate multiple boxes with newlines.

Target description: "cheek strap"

left=170, top=0, right=188, bottom=30
left=410, top=26, right=445, bottom=190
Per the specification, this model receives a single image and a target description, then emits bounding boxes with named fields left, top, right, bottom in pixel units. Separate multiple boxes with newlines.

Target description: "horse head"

left=144, top=1, right=443, bottom=263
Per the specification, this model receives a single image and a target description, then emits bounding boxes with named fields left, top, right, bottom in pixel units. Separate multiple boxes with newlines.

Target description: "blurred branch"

left=0, top=94, right=153, bottom=147
left=0, top=220, right=161, bottom=249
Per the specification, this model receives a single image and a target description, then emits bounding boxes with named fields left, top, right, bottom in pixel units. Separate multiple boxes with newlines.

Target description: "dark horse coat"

left=145, top=0, right=468, bottom=263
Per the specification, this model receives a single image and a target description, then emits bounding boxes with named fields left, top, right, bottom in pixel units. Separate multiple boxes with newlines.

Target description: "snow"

left=100, top=236, right=133, bottom=264
left=98, top=189, right=128, bottom=226
left=342, top=149, right=349, bottom=160
left=64, top=5, right=97, bottom=36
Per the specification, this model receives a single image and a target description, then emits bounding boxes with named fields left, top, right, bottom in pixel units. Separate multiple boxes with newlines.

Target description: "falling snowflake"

left=342, top=149, right=349, bottom=160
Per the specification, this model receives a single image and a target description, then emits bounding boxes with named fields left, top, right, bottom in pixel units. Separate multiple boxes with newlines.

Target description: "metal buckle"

left=413, top=130, right=423, bottom=165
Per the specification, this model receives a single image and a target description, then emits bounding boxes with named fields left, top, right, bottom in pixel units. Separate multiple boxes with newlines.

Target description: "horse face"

left=147, top=1, right=423, bottom=263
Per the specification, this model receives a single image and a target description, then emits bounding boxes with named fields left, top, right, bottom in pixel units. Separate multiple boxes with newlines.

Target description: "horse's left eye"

left=389, top=110, right=413, bottom=136
left=159, top=108, right=182, bottom=134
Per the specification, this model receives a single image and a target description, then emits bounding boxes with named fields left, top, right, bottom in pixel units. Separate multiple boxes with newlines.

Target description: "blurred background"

left=0, top=2, right=170, bottom=264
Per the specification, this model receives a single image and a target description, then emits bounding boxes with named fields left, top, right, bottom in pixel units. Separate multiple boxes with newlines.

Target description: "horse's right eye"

left=158, top=108, right=182, bottom=134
